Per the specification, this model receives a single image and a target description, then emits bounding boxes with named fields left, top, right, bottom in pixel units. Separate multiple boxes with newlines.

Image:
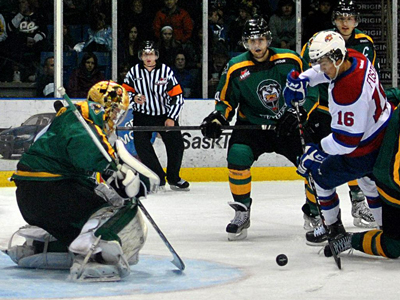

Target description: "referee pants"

left=133, top=112, right=184, bottom=185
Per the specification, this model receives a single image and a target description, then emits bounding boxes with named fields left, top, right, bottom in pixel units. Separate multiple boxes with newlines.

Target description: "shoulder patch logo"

left=257, top=79, right=283, bottom=114
left=156, top=78, right=168, bottom=85
left=240, top=69, right=250, bottom=81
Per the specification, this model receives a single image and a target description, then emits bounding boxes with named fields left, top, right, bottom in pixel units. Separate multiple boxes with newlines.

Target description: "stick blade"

left=171, top=254, right=185, bottom=271
left=328, top=240, right=342, bottom=270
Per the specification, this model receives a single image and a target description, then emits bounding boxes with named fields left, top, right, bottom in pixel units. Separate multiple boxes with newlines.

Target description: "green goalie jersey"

left=301, top=28, right=379, bottom=115
left=12, top=101, right=116, bottom=188
left=214, top=47, right=318, bottom=125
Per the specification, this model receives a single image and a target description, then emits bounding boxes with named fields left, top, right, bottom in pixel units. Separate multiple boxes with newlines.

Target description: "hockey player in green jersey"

left=200, top=18, right=318, bottom=241
left=325, top=105, right=400, bottom=259
left=300, top=0, right=380, bottom=236
left=5, top=81, right=152, bottom=282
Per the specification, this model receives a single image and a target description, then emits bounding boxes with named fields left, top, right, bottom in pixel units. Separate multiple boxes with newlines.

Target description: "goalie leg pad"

left=68, top=201, right=147, bottom=281
left=3, top=225, right=72, bottom=269
left=68, top=240, right=131, bottom=282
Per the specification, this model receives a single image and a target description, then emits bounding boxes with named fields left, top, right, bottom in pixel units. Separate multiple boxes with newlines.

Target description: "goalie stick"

left=57, top=87, right=185, bottom=271
left=293, top=102, right=341, bottom=270
left=117, top=124, right=276, bottom=132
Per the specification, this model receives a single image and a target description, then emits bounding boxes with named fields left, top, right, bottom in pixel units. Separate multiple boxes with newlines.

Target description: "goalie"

left=4, top=81, right=157, bottom=282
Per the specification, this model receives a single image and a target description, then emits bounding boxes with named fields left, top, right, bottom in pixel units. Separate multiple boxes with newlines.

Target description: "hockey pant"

left=307, top=151, right=382, bottom=226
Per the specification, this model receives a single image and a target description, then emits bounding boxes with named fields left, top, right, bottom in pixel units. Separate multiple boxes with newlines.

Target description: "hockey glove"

left=200, top=111, right=228, bottom=139
left=283, top=69, right=309, bottom=108
left=276, top=107, right=307, bottom=137
left=297, top=143, right=328, bottom=178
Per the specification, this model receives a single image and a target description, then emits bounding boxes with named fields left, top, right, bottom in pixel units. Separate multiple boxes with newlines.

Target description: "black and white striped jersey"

left=123, top=62, right=184, bottom=121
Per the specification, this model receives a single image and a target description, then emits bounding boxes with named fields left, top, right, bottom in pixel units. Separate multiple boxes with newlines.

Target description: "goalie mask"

left=87, top=81, right=129, bottom=135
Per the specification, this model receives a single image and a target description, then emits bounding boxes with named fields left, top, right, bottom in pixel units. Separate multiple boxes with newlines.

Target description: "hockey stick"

left=57, top=87, right=185, bottom=271
left=293, top=102, right=341, bottom=270
left=117, top=124, right=276, bottom=132
left=136, top=201, right=185, bottom=270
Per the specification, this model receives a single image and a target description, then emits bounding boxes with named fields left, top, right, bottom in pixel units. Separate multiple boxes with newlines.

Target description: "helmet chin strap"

left=331, top=58, right=344, bottom=80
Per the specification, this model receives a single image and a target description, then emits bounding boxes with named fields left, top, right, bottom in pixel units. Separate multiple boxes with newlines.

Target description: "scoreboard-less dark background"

left=358, top=1, right=399, bottom=87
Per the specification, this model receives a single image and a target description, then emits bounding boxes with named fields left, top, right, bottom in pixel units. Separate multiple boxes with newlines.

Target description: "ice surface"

left=0, top=181, right=398, bottom=300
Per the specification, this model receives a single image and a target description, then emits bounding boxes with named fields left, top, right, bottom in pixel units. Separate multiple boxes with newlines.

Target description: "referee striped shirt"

left=122, top=62, right=184, bottom=121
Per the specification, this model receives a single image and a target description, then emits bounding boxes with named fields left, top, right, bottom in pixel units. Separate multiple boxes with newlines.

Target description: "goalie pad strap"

left=94, top=201, right=138, bottom=243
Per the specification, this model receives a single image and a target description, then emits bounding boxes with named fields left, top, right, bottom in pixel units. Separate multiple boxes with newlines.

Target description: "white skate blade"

left=353, top=218, right=378, bottom=228
left=228, top=229, right=248, bottom=241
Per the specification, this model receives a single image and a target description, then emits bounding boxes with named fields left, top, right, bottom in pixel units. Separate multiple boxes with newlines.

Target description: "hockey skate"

left=306, top=216, right=345, bottom=246
left=350, top=190, right=377, bottom=228
left=302, top=204, right=322, bottom=230
left=169, top=179, right=190, bottom=191
left=324, top=233, right=353, bottom=257
left=226, top=201, right=250, bottom=241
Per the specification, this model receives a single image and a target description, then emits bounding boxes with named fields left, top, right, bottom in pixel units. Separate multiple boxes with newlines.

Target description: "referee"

left=122, top=41, right=189, bottom=192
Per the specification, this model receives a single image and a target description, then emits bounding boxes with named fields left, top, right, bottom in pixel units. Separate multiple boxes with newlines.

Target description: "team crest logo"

left=325, top=34, right=333, bottom=42
left=90, top=103, right=104, bottom=115
left=257, top=79, right=282, bottom=114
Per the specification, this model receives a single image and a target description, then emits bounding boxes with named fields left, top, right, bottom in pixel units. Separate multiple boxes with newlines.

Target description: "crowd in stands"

left=0, top=0, right=339, bottom=98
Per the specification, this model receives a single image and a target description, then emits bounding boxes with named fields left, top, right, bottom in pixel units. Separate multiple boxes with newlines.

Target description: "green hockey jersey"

left=12, top=101, right=116, bottom=188
left=214, top=47, right=318, bottom=125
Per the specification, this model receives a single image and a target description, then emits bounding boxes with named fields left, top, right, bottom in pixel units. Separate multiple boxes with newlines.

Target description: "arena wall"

left=0, top=98, right=300, bottom=186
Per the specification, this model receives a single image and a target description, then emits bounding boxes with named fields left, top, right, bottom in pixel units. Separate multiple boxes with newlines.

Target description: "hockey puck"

left=276, top=254, right=288, bottom=266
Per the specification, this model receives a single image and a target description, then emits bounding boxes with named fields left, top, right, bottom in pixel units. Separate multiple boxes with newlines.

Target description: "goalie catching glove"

left=297, top=143, right=328, bottom=178
left=97, top=166, right=140, bottom=206
left=283, top=69, right=309, bottom=108
left=200, top=111, right=228, bottom=139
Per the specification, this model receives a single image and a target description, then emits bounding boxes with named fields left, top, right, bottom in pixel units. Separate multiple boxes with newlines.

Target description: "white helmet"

left=309, top=31, right=347, bottom=66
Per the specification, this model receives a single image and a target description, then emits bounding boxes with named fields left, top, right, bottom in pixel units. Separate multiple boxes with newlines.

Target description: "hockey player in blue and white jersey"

left=285, top=30, right=392, bottom=243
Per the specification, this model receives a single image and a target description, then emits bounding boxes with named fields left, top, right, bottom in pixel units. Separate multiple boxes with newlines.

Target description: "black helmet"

left=332, top=0, right=360, bottom=26
left=138, top=40, right=159, bottom=60
left=242, top=18, right=272, bottom=50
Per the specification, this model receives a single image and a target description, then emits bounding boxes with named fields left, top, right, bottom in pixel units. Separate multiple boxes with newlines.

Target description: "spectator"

left=182, top=23, right=203, bottom=71
left=75, top=12, right=112, bottom=52
left=153, top=0, right=194, bottom=44
left=208, top=42, right=230, bottom=98
left=0, top=12, right=7, bottom=42
left=303, top=0, right=336, bottom=44
left=67, top=52, right=105, bottom=98
left=171, top=51, right=195, bottom=98
left=118, top=24, right=141, bottom=67
left=6, top=0, right=49, bottom=81
left=63, top=0, right=90, bottom=25
left=268, top=0, right=296, bottom=50
left=119, top=0, right=155, bottom=41
left=208, top=5, right=228, bottom=46
left=36, top=56, right=54, bottom=97
left=156, top=25, right=183, bottom=67
left=63, top=24, right=76, bottom=52
left=228, top=2, right=253, bottom=52
left=118, top=61, right=131, bottom=84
